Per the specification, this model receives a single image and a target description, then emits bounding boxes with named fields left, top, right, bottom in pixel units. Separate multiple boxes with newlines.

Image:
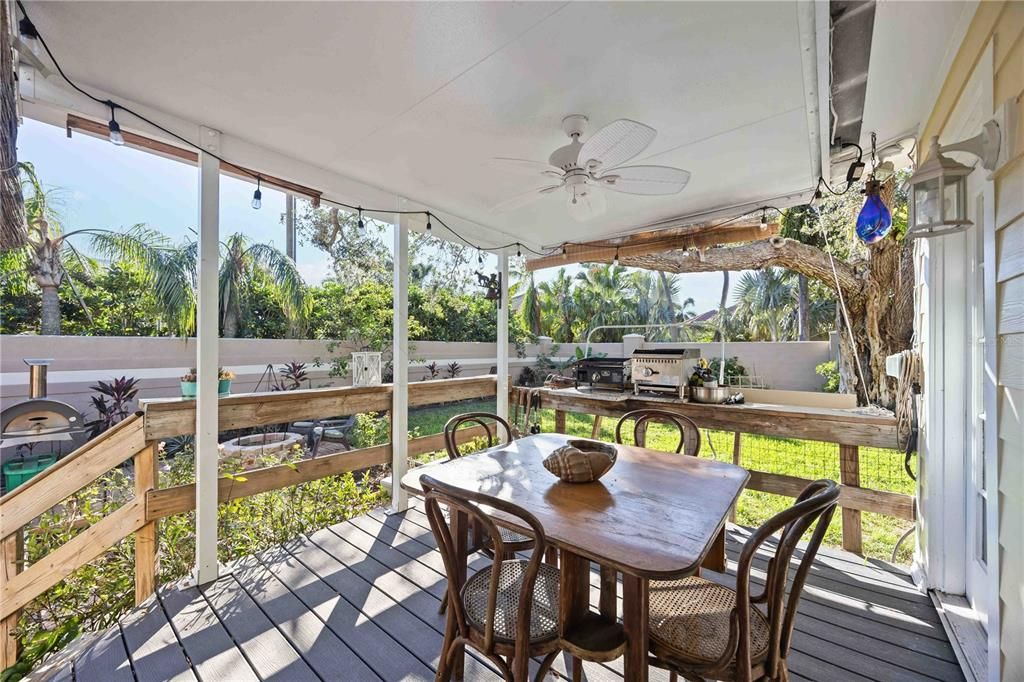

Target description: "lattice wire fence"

left=531, top=406, right=917, bottom=564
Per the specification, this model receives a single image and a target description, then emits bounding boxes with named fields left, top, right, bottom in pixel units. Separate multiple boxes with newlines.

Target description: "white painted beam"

left=391, top=208, right=410, bottom=513
left=285, top=194, right=296, bottom=261
left=496, top=253, right=510, bottom=432
left=194, top=127, right=220, bottom=585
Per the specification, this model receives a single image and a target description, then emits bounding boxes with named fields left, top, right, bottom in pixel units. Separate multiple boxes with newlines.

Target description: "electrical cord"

left=15, top=1, right=559, bottom=259
left=15, top=1, right=792, bottom=263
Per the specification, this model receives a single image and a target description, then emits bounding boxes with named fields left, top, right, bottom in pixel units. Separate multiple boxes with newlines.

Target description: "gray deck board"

left=200, top=573, right=320, bottom=681
left=57, top=505, right=964, bottom=682
left=68, top=625, right=134, bottom=682
left=157, top=585, right=260, bottom=682
left=117, top=596, right=196, bottom=682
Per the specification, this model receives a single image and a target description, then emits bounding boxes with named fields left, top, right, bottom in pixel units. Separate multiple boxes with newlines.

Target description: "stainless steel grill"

left=1, top=359, right=88, bottom=449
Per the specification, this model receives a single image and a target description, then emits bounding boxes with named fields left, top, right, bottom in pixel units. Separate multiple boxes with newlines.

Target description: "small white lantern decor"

left=351, top=351, right=382, bottom=387
left=906, top=136, right=973, bottom=240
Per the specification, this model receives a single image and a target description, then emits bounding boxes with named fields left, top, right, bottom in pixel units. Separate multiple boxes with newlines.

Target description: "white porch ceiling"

left=25, top=1, right=822, bottom=250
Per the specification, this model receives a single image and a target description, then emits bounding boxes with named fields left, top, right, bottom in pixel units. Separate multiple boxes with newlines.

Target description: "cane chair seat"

left=649, top=576, right=770, bottom=667
left=495, top=525, right=533, bottom=547
left=463, top=559, right=560, bottom=644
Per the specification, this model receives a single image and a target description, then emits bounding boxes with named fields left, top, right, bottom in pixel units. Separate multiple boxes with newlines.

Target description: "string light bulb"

left=759, top=209, right=768, bottom=231
left=516, top=244, right=522, bottom=258
left=613, top=248, right=620, bottom=266
left=357, top=207, right=365, bottom=234
left=107, top=103, right=124, bottom=146
left=478, top=250, right=484, bottom=265
left=251, top=177, right=262, bottom=210
left=425, top=212, right=432, bottom=232
left=562, top=244, right=567, bottom=256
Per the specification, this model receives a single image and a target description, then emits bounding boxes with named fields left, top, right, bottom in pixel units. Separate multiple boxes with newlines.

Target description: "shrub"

left=816, top=360, right=840, bottom=392
left=10, top=444, right=386, bottom=677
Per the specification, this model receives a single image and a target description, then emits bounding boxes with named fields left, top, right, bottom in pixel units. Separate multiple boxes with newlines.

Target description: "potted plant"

left=218, top=368, right=235, bottom=395
left=180, top=368, right=197, bottom=398
left=180, top=368, right=234, bottom=397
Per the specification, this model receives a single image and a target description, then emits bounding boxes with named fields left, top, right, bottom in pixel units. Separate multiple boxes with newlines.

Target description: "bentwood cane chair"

left=444, top=413, right=534, bottom=557
left=615, top=409, right=702, bottom=457
left=422, top=474, right=562, bottom=682
left=647, top=479, right=840, bottom=682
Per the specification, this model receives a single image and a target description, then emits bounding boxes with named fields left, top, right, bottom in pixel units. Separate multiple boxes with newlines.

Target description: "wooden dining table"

left=401, top=432, right=749, bottom=681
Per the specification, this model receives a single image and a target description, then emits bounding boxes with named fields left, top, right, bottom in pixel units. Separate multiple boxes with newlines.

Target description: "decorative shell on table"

left=543, top=439, right=618, bottom=483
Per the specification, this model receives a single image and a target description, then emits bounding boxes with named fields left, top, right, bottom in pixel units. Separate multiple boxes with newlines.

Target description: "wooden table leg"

left=451, top=508, right=467, bottom=681
left=559, top=550, right=590, bottom=634
left=700, top=528, right=727, bottom=574
left=559, top=550, right=590, bottom=682
left=554, top=409, right=567, bottom=434
left=622, top=574, right=649, bottom=682
left=599, top=565, right=617, bottom=619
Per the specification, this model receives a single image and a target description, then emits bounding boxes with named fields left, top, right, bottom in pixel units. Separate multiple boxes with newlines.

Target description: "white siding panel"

left=997, top=215, right=1024, bottom=282
left=998, top=274, right=1024, bottom=334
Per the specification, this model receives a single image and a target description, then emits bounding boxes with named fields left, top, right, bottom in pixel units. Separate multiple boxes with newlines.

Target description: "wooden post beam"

left=525, top=222, right=778, bottom=271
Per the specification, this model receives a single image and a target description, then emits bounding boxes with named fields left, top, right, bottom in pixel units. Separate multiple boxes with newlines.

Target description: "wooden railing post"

left=1, top=529, right=24, bottom=669
left=839, top=444, right=862, bottom=554
left=554, top=410, right=567, bottom=434
left=730, top=432, right=742, bottom=522
left=134, top=442, right=158, bottom=604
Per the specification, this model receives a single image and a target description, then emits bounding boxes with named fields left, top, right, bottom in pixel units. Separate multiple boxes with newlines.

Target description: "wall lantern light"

left=907, top=121, right=1000, bottom=240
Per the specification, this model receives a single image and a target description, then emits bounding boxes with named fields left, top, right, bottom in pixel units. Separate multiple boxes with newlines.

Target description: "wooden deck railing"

left=0, top=376, right=913, bottom=670
left=517, top=386, right=913, bottom=557
left=0, top=375, right=498, bottom=669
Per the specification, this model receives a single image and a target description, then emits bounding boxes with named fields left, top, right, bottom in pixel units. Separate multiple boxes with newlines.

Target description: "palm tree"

left=518, top=272, right=542, bottom=336
left=538, top=268, right=579, bottom=342
left=93, top=228, right=308, bottom=338
left=732, top=268, right=796, bottom=341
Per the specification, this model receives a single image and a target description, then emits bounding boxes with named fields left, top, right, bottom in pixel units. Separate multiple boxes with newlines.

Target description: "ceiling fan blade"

left=598, top=165, right=690, bottom=195
left=490, top=157, right=561, bottom=178
left=578, top=119, right=656, bottom=172
left=567, top=186, right=607, bottom=222
left=493, top=185, right=562, bottom=213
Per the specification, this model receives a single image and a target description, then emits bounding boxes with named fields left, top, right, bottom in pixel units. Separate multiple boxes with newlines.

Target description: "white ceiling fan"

left=491, top=115, right=690, bottom=221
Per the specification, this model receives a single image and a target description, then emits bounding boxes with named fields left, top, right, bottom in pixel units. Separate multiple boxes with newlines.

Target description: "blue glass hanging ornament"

left=856, top=179, right=892, bottom=244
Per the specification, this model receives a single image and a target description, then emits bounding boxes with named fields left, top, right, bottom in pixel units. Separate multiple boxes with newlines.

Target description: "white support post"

left=391, top=209, right=410, bottom=513
left=194, top=127, right=221, bottom=585
left=496, top=253, right=510, bottom=432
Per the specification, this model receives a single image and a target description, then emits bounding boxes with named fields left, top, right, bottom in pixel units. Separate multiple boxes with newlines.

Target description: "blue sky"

left=18, top=117, right=732, bottom=315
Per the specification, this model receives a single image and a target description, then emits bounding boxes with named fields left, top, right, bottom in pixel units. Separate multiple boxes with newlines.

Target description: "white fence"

left=0, top=335, right=834, bottom=417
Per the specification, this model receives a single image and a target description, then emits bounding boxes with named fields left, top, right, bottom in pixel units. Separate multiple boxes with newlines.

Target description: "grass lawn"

left=406, top=398, right=915, bottom=564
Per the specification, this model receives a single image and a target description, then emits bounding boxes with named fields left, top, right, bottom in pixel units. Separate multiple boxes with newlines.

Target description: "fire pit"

left=219, top=432, right=305, bottom=468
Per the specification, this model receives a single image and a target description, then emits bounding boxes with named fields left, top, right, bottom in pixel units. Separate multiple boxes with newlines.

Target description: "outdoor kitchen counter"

left=526, top=386, right=899, bottom=449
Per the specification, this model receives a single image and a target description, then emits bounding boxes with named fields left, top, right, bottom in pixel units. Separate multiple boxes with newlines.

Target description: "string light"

left=613, top=248, right=620, bottom=266
left=251, top=176, right=262, bottom=210
left=107, top=103, right=124, bottom=146
left=15, top=1, right=801, bottom=267
left=477, top=249, right=484, bottom=265
left=759, top=209, right=768, bottom=231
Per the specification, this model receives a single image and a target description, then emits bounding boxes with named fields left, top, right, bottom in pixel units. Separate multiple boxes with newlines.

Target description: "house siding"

left=920, top=2, right=1023, bottom=679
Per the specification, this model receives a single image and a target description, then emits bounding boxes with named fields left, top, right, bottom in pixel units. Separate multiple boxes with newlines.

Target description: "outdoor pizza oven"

left=0, top=359, right=89, bottom=449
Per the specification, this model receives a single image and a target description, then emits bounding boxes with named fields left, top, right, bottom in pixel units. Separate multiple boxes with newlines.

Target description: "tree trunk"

left=659, top=272, right=679, bottom=341
left=623, top=236, right=914, bottom=409
left=40, top=286, right=60, bottom=335
left=713, top=271, right=729, bottom=342
left=222, top=309, right=239, bottom=339
left=797, top=273, right=810, bottom=341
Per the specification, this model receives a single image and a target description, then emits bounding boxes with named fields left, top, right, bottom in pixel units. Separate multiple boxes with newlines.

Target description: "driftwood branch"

left=622, top=237, right=863, bottom=303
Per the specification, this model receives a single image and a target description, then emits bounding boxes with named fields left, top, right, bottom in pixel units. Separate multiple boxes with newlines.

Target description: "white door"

left=964, top=190, right=988, bottom=627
